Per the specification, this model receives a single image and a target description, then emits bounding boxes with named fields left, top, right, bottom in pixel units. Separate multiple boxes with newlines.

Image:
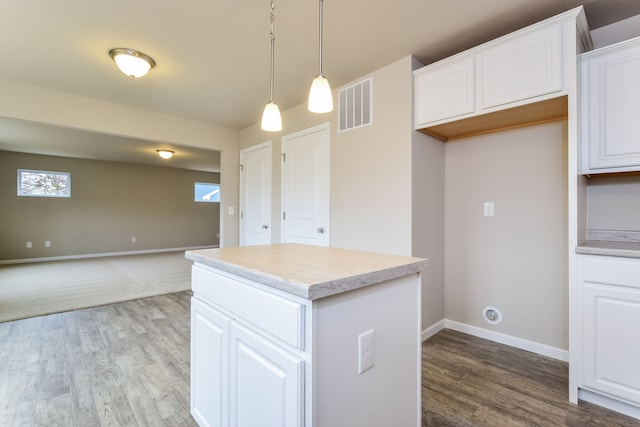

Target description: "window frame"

left=194, top=182, right=220, bottom=203
left=17, top=169, right=71, bottom=198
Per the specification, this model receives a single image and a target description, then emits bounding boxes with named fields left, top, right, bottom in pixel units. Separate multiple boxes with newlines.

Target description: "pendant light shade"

left=308, top=0, right=333, bottom=113
left=109, top=48, right=155, bottom=78
left=261, top=0, right=283, bottom=132
left=261, top=101, right=282, bottom=132
left=308, top=74, right=333, bottom=113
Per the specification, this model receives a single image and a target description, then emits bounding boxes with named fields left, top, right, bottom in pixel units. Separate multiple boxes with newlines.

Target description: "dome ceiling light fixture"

left=157, top=149, right=174, bottom=159
left=109, top=48, right=156, bottom=78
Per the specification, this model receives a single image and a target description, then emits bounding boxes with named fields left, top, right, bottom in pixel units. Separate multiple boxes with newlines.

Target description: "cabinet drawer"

left=192, top=265, right=305, bottom=350
left=581, top=256, right=640, bottom=289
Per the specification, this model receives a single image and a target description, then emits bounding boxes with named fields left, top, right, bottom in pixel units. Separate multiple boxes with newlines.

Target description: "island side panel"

left=313, top=273, right=422, bottom=427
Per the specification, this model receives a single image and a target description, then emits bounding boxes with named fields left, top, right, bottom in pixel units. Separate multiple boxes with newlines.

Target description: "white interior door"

left=281, top=123, right=330, bottom=246
left=240, top=142, right=272, bottom=246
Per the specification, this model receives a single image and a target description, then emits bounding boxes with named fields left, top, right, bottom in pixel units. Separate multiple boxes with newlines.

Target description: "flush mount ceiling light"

left=157, top=149, right=174, bottom=159
left=308, top=0, right=333, bottom=113
left=261, top=0, right=283, bottom=132
left=109, top=48, right=155, bottom=78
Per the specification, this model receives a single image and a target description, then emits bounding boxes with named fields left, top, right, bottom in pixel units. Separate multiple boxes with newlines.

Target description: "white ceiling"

left=1, top=0, right=639, bottom=171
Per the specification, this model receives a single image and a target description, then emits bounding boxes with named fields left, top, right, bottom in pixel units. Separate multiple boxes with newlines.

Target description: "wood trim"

left=418, top=95, right=568, bottom=141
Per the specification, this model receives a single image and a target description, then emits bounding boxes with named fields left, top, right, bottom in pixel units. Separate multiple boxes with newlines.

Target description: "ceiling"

left=1, top=0, right=639, bottom=171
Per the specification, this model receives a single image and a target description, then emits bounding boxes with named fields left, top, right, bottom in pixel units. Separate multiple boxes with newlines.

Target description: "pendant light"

left=308, top=0, right=333, bottom=113
left=261, top=0, right=283, bottom=132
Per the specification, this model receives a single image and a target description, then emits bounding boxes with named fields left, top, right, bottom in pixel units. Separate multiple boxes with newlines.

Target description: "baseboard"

left=421, top=319, right=446, bottom=341
left=422, top=318, right=569, bottom=362
left=579, top=389, right=640, bottom=420
left=0, top=245, right=218, bottom=265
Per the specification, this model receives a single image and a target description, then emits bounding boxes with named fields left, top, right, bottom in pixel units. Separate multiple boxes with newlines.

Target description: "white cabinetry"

left=229, top=322, right=304, bottom=426
left=580, top=37, right=640, bottom=174
left=481, top=24, right=562, bottom=109
left=191, top=266, right=306, bottom=427
left=414, top=15, right=564, bottom=128
left=189, top=247, right=423, bottom=427
left=414, top=7, right=588, bottom=141
left=578, top=254, right=640, bottom=412
left=191, top=297, right=229, bottom=427
left=414, top=57, right=474, bottom=125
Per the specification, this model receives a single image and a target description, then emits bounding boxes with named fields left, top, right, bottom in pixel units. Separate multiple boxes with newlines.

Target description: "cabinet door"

left=582, top=283, right=640, bottom=405
left=482, top=25, right=562, bottom=109
left=229, top=321, right=304, bottom=427
left=414, top=56, right=475, bottom=127
left=191, top=298, right=230, bottom=427
left=584, top=42, right=640, bottom=171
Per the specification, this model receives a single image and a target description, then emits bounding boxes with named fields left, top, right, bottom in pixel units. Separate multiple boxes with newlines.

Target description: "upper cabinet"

left=580, top=37, right=640, bottom=174
left=414, top=56, right=474, bottom=124
left=414, top=7, right=591, bottom=141
left=480, top=25, right=562, bottom=109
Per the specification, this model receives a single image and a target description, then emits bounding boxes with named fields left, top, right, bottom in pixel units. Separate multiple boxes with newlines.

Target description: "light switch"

left=484, top=202, right=495, bottom=217
left=228, top=206, right=235, bottom=215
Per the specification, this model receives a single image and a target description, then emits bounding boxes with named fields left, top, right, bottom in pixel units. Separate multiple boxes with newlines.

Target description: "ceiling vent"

left=338, top=77, right=372, bottom=132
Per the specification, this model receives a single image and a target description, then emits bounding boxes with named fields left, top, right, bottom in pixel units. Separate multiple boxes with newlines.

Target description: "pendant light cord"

left=318, top=0, right=324, bottom=75
left=269, top=0, right=276, bottom=101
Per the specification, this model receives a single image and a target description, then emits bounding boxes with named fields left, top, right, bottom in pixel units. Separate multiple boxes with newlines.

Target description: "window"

left=195, top=182, right=220, bottom=202
left=18, top=169, right=71, bottom=197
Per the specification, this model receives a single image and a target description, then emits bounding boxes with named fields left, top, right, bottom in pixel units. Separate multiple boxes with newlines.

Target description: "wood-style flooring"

left=1, top=291, right=639, bottom=426
left=423, top=329, right=640, bottom=426
left=0, top=292, right=197, bottom=427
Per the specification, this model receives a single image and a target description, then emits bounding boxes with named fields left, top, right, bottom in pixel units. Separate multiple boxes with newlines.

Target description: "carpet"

left=0, top=251, right=192, bottom=323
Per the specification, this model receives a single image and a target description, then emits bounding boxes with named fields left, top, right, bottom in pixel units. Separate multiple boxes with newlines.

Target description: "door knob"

left=317, top=227, right=325, bottom=234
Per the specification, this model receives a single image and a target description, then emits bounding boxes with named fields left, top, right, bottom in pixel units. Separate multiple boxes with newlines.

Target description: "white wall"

left=444, top=122, right=568, bottom=349
left=240, top=56, right=446, bottom=332
left=0, top=79, right=241, bottom=247
left=240, top=57, right=416, bottom=256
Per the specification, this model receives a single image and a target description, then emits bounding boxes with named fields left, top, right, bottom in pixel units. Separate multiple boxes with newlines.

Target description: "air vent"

left=338, top=77, right=372, bottom=132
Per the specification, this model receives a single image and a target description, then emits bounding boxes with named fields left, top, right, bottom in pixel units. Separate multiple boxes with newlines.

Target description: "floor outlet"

left=358, top=329, right=375, bottom=374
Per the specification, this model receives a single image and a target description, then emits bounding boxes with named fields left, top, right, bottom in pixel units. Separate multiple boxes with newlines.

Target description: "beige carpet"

left=0, top=251, right=192, bottom=323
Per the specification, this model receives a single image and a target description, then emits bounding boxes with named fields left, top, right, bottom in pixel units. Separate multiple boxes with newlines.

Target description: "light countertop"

left=576, top=240, right=640, bottom=258
left=185, top=243, right=429, bottom=300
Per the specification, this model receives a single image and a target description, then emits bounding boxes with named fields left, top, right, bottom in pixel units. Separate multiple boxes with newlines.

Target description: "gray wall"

left=587, top=174, right=640, bottom=231
left=0, top=80, right=240, bottom=248
left=444, top=122, right=568, bottom=349
left=0, top=151, right=220, bottom=261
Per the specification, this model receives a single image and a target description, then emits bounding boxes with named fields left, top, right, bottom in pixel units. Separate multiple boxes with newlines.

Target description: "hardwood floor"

left=0, top=292, right=197, bottom=427
left=423, top=329, right=640, bottom=426
left=1, top=292, right=639, bottom=426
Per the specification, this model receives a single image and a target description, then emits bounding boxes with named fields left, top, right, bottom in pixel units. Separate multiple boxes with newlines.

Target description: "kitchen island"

left=186, top=243, right=428, bottom=427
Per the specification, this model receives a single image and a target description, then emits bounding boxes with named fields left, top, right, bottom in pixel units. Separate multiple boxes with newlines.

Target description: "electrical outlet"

left=131, top=236, right=137, bottom=243
left=45, top=241, right=51, bottom=247
left=26, top=241, right=32, bottom=248
left=358, top=329, right=375, bottom=374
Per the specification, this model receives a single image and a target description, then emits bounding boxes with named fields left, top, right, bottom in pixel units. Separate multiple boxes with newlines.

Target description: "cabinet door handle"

left=317, top=227, right=325, bottom=234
